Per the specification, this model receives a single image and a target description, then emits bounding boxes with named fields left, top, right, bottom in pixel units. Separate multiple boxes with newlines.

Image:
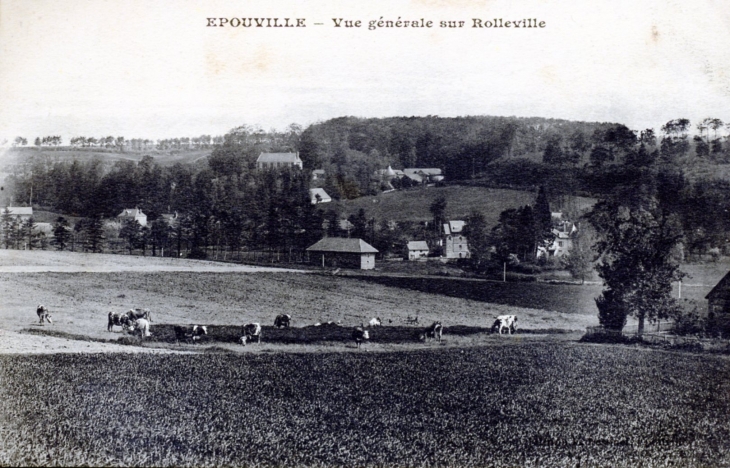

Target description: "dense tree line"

left=8, top=135, right=226, bottom=152
left=4, top=116, right=730, bottom=261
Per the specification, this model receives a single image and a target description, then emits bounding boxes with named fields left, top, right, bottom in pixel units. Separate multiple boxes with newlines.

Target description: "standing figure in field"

left=129, top=318, right=151, bottom=338
left=274, top=314, right=291, bottom=328
left=36, top=305, right=52, bottom=325
left=491, top=315, right=518, bottom=335
left=422, top=321, right=443, bottom=342
left=352, top=325, right=369, bottom=349
left=241, top=323, right=262, bottom=345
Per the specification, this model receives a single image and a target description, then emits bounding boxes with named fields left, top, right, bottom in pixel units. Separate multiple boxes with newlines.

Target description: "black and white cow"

left=491, top=315, right=518, bottom=335
left=368, top=317, right=382, bottom=327
left=274, top=314, right=291, bottom=328
left=241, top=323, right=262, bottom=345
left=174, top=325, right=207, bottom=343
left=129, top=318, right=151, bottom=338
left=422, top=321, right=443, bottom=342
left=352, top=326, right=369, bottom=349
left=108, top=311, right=132, bottom=332
left=127, top=308, right=153, bottom=322
left=36, top=305, right=52, bottom=325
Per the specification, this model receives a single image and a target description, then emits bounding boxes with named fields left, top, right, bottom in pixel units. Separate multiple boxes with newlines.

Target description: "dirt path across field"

left=0, top=329, right=190, bottom=354
left=0, top=250, right=307, bottom=273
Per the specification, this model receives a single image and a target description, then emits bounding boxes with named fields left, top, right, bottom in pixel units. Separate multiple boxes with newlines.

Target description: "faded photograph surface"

left=1, top=0, right=730, bottom=466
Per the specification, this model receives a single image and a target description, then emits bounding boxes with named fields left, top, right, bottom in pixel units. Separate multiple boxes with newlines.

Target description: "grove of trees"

left=3, top=115, right=730, bottom=268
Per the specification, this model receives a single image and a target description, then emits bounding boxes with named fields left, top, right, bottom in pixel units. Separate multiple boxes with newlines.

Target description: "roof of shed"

left=257, top=152, right=302, bottom=163
left=706, top=271, right=730, bottom=300
left=306, top=237, right=379, bottom=254
left=4, top=207, right=33, bottom=216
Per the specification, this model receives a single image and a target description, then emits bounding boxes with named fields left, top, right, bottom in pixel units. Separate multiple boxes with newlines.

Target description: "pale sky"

left=1, top=0, right=730, bottom=141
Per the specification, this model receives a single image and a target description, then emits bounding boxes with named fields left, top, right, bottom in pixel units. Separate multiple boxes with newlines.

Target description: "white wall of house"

left=360, top=253, right=375, bottom=270
left=444, top=235, right=470, bottom=259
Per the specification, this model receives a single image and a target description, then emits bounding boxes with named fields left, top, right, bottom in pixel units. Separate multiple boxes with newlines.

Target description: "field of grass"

left=0, top=270, right=595, bottom=344
left=2, top=252, right=728, bottom=348
left=1, top=344, right=728, bottom=467
left=0, top=147, right=211, bottom=168
left=331, top=185, right=595, bottom=225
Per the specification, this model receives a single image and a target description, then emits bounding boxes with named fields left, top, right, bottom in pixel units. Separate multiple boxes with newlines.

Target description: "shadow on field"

left=349, top=274, right=601, bottom=314
left=21, top=324, right=574, bottom=347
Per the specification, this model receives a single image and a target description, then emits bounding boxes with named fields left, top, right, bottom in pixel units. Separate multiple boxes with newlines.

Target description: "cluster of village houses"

left=3, top=152, right=579, bottom=270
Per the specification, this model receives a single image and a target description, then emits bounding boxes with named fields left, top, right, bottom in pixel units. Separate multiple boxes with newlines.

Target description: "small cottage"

left=306, top=238, right=378, bottom=270
left=403, top=168, right=444, bottom=184
left=309, top=188, right=332, bottom=204
left=118, top=208, right=147, bottom=227
left=256, top=152, right=303, bottom=170
left=3, top=206, right=33, bottom=219
left=407, top=241, right=429, bottom=260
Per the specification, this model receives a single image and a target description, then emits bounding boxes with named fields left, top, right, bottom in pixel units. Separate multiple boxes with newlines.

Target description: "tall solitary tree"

left=588, top=193, right=684, bottom=336
left=533, top=186, right=553, bottom=255
left=463, top=210, right=490, bottom=272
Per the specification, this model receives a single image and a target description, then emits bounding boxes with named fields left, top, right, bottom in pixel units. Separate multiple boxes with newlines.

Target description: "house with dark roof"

left=403, top=168, right=444, bottom=184
left=256, top=152, right=303, bottom=170
left=706, top=271, right=730, bottom=333
left=706, top=272, right=730, bottom=315
left=306, top=237, right=378, bottom=270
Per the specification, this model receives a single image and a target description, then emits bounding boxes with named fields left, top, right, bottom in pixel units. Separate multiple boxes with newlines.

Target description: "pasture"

left=332, top=185, right=596, bottom=226
left=0, top=147, right=211, bottom=168
left=0, top=249, right=601, bottom=347
left=1, top=345, right=729, bottom=467
left=1, top=251, right=730, bottom=466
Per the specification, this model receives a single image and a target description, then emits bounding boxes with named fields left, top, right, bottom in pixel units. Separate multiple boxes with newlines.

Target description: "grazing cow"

left=422, top=321, right=443, bottom=342
left=36, top=305, right=52, bottom=325
left=108, top=311, right=132, bottom=332
left=491, top=315, right=518, bottom=335
left=241, top=323, right=262, bottom=345
left=368, top=317, right=382, bottom=327
left=127, top=308, right=153, bottom=322
left=352, top=325, right=369, bottom=349
left=174, top=325, right=208, bottom=343
left=274, top=314, right=291, bottom=328
left=129, top=318, right=151, bottom=338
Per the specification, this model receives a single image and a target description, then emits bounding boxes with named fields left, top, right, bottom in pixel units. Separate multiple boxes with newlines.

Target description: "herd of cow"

left=35, top=305, right=519, bottom=348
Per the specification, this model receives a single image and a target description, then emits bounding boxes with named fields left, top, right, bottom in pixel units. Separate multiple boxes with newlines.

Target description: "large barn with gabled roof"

left=306, top=237, right=378, bottom=270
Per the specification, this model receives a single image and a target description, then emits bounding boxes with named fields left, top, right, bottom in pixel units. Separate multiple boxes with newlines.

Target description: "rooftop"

left=257, top=152, right=302, bottom=164
left=307, top=237, right=379, bottom=254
